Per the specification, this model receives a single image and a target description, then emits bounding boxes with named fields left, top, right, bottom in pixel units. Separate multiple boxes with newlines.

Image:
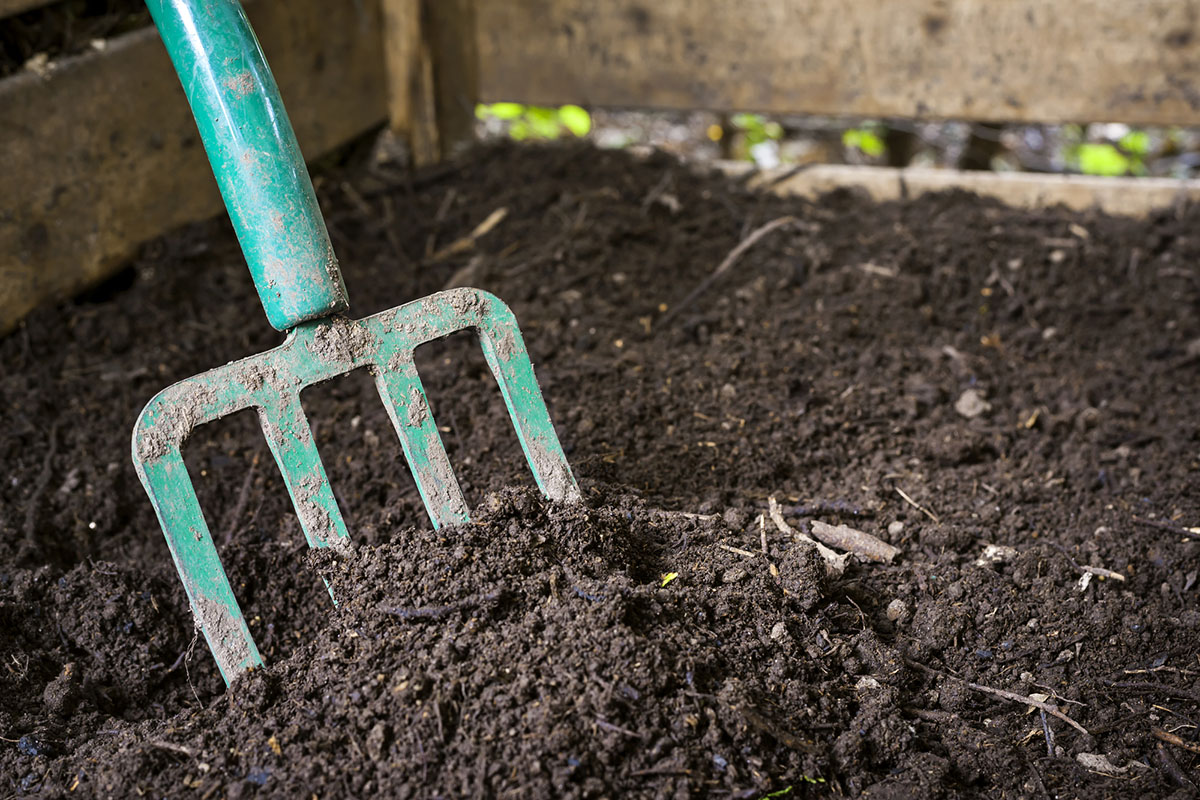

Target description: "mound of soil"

left=2, top=142, right=1199, bottom=798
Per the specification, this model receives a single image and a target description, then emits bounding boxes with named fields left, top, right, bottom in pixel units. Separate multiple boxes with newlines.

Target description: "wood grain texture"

left=383, top=0, right=478, bottom=165
left=474, top=0, right=1200, bottom=125
left=425, top=0, right=479, bottom=158
left=722, top=163, right=1200, bottom=217
left=0, top=0, right=386, bottom=333
left=382, top=0, right=439, bottom=164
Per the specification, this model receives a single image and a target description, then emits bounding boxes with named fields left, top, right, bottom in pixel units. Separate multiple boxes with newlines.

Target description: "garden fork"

left=132, top=0, right=579, bottom=684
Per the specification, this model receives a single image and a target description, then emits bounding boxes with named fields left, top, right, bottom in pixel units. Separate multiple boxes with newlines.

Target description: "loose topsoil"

left=2, top=142, right=1200, bottom=798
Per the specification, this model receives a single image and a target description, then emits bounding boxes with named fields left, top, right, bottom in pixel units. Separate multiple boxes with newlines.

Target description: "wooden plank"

left=382, top=0, right=439, bottom=165
left=474, top=0, right=1200, bottom=126
left=382, top=0, right=478, bottom=165
left=0, top=0, right=52, bottom=17
left=424, top=0, right=479, bottom=158
left=0, top=0, right=387, bottom=334
left=721, top=163, right=1200, bottom=218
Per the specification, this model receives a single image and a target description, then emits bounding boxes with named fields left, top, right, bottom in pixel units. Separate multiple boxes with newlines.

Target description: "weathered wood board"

left=723, top=163, right=1200, bottom=218
left=0, top=0, right=387, bottom=334
left=382, top=0, right=479, bottom=165
left=474, top=0, right=1200, bottom=126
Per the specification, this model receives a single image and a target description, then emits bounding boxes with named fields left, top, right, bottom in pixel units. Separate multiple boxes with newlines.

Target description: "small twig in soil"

left=23, top=422, right=59, bottom=545
left=1132, top=515, right=1200, bottom=541
left=184, top=626, right=203, bottom=709
left=661, top=216, right=797, bottom=326
left=640, top=171, right=673, bottom=213
left=1105, top=680, right=1200, bottom=705
left=349, top=730, right=368, bottom=762
left=427, top=206, right=508, bottom=263
left=809, top=520, right=900, bottom=564
left=381, top=591, right=503, bottom=621
left=1155, top=742, right=1199, bottom=791
left=717, top=543, right=760, bottom=559
left=725, top=701, right=818, bottom=753
left=768, top=497, right=848, bottom=576
left=595, top=718, right=642, bottom=739
left=894, top=487, right=940, bottom=524
left=760, top=513, right=768, bottom=555
left=1040, top=709, right=1055, bottom=757
left=789, top=500, right=871, bottom=517
left=631, top=767, right=692, bottom=777
left=905, top=659, right=1089, bottom=735
left=652, top=509, right=718, bottom=522
left=146, top=740, right=196, bottom=758
left=167, top=646, right=188, bottom=674
left=902, top=707, right=958, bottom=723
left=1152, top=727, right=1200, bottom=755
left=1046, top=542, right=1125, bottom=582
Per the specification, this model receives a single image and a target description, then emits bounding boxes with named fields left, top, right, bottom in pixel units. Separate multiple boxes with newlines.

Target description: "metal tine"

left=474, top=300, right=582, bottom=504
left=133, top=287, right=579, bottom=685
left=137, top=448, right=264, bottom=683
left=257, top=393, right=351, bottom=550
left=374, top=354, right=470, bottom=530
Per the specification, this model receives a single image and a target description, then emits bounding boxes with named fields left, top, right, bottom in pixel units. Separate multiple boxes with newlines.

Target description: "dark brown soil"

left=0, top=1, right=150, bottom=79
left=3, top=142, right=1200, bottom=798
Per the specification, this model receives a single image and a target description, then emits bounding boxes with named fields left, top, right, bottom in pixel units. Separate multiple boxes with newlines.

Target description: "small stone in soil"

left=722, top=566, right=748, bottom=583
left=955, top=389, right=991, bottom=418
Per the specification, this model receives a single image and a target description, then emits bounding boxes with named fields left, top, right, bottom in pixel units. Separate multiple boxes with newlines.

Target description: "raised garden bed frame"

left=3, top=0, right=1199, bottom=332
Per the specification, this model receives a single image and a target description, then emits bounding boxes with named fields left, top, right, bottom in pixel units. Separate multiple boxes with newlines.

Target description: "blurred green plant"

left=842, top=125, right=886, bottom=158
left=1068, top=126, right=1150, bottom=176
left=731, top=113, right=783, bottom=149
left=475, top=103, right=591, bottom=140
left=1075, top=143, right=1130, bottom=176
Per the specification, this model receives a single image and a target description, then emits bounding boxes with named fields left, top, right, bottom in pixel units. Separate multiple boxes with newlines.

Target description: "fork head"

left=132, top=288, right=580, bottom=683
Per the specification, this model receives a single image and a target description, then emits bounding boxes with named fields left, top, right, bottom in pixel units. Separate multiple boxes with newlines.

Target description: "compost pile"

left=3, top=142, right=1200, bottom=798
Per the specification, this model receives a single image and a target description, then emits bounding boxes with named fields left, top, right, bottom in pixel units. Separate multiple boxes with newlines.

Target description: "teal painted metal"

left=132, top=289, right=581, bottom=683
left=135, top=0, right=579, bottom=686
left=145, top=0, right=348, bottom=331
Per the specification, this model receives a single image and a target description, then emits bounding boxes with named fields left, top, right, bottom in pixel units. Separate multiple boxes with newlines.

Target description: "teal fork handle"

left=147, top=0, right=349, bottom=331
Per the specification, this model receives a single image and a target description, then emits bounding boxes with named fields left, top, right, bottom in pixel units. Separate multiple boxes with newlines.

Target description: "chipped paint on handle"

left=132, top=288, right=580, bottom=684
left=145, top=0, right=348, bottom=331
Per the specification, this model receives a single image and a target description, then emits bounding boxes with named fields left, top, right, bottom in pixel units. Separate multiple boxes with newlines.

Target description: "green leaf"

left=1077, top=143, right=1129, bottom=176
left=508, top=120, right=531, bottom=141
left=558, top=104, right=592, bottom=137
left=487, top=102, right=526, bottom=120
left=761, top=787, right=793, bottom=799
left=526, top=106, right=558, bottom=123
left=843, top=128, right=885, bottom=158
left=731, top=112, right=760, bottom=130
left=517, top=107, right=558, bottom=139
left=763, top=121, right=784, bottom=141
left=1119, top=130, right=1150, bottom=157
left=660, top=572, right=679, bottom=588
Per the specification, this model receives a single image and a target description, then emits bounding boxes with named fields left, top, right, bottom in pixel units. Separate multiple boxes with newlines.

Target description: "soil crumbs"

left=2, top=142, right=1200, bottom=799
